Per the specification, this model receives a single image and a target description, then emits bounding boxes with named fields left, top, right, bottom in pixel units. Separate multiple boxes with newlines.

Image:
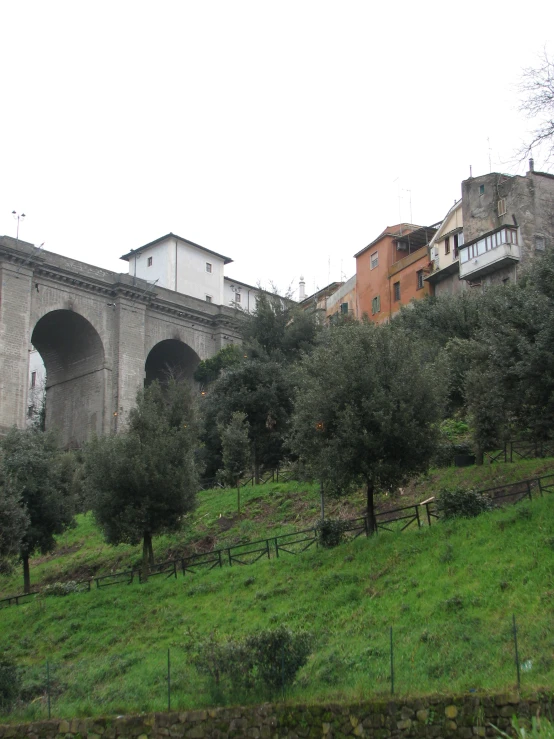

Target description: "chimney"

left=529, top=157, right=535, bottom=172
left=299, top=276, right=306, bottom=301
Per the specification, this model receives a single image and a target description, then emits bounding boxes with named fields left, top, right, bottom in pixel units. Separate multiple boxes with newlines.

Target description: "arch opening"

left=31, top=310, right=106, bottom=447
left=145, top=339, right=200, bottom=385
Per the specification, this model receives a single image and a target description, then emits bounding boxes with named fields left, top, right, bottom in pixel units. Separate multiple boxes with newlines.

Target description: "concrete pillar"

left=0, top=260, right=33, bottom=434
left=112, top=296, right=147, bottom=432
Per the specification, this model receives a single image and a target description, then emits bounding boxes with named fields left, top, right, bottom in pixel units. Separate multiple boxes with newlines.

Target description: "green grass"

left=1, top=459, right=554, bottom=721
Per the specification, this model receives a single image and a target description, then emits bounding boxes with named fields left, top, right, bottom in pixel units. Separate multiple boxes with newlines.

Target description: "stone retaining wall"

left=0, top=692, right=552, bottom=739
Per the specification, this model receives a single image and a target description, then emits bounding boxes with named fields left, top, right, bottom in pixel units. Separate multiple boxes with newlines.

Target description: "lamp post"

left=12, top=210, right=26, bottom=240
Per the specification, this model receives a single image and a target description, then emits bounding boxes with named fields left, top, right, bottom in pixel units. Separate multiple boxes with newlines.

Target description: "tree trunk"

left=475, top=447, right=484, bottom=466
left=366, top=480, right=377, bottom=535
left=253, top=441, right=260, bottom=485
left=148, top=534, right=154, bottom=566
left=22, top=552, right=31, bottom=594
left=142, top=532, right=152, bottom=581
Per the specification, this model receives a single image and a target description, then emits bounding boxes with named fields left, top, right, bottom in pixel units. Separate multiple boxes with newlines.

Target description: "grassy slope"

left=1, top=458, right=554, bottom=721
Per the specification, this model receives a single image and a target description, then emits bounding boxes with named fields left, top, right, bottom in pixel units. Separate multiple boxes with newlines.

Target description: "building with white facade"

left=120, top=232, right=265, bottom=312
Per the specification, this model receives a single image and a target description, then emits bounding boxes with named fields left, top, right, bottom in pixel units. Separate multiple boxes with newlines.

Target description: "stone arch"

left=31, top=309, right=107, bottom=447
left=145, top=339, right=200, bottom=385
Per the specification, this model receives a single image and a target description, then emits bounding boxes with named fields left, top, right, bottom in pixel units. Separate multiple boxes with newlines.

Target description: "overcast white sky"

left=1, top=1, right=552, bottom=299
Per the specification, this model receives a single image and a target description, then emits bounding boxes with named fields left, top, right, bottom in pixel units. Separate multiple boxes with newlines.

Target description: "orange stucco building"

left=354, top=223, right=438, bottom=323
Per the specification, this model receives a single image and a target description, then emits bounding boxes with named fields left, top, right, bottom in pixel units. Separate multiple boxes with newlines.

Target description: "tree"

left=518, top=49, right=554, bottom=162
left=84, top=380, right=198, bottom=576
left=193, top=344, right=243, bottom=386
left=0, top=476, right=28, bottom=568
left=0, top=428, right=75, bottom=592
left=242, top=291, right=319, bottom=361
left=219, top=411, right=251, bottom=511
left=203, top=358, right=293, bottom=483
left=289, top=321, right=441, bottom=532
left=219, top=411, right=251, bottom=482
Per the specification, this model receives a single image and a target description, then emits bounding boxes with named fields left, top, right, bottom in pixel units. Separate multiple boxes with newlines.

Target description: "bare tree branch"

left=516, top=48, right=554, bottom=164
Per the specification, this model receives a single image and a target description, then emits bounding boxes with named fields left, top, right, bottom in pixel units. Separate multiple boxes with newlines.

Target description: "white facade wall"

left=176, top=241, right=225, bottom=305
left=223, top=278, right=260, bottom=312
left=126, top=236, right=226, bottom=305
left=129, top=240, right=173, bottom=289
left=429, top=201, right=463, bottom=272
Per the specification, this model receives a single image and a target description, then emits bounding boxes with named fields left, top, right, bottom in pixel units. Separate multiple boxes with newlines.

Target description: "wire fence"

left=1, top=613, right=542, bottom=722
left=1, top=473, right=553, bottom=611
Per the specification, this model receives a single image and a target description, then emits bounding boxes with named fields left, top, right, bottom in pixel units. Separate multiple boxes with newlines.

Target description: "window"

left=479, top=184, right=485, bottom=195
left=453, top=232, right=464, bottom=258
left=535, top=236, right=546, bottom=251
left=371, top=295, right=381, bottom=314
left=205, top=295, right=212, bottom=303
left=31, top=371, right=36, bottom=388
left=147, top=256, right=153, bottom=267
left=498, top=198, right=507, bottom=216
left=370, top=251, right=379, bottom=270
left=416, top=270, right=424, bottom=290
left=206, top=262, right=212, bottom=273
left=340, top=302, right=349, bottom=314
left=393, top=282, right=400, bottom=301
left=235, top=292, right=241, bottom=304
left=444, top=237, right=450, bottom=255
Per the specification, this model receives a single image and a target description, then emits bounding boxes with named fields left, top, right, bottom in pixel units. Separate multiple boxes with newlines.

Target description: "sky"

left=1, top=1, right=553, bottom=300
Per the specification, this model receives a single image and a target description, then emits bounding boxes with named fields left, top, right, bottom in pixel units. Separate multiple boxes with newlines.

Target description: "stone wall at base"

left=0, top=692, right=552, bottom=739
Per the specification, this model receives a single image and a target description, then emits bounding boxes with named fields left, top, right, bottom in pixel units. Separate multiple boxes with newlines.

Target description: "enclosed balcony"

left=459, top=226, right=520, bottom=280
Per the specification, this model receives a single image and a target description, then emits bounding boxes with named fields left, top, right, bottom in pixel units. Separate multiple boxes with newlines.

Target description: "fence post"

left=512, top=614, right=521, bottom=690
left=47, top=661, right=51, bottom=719
left=390, top=626, right=394, bottom=695
left=425, top=503, right=432, bottom=527
left=415, top=506, right=421, bottom=528
left=281, top=641, right=285, bottom=701
left=167, top=649, right=171, bottom=712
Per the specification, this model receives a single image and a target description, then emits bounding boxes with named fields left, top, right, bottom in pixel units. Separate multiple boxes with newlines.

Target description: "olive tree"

left=0, top=428, right=74, bottom=592
left=289, top=321, right=441, bottom=532
left=84, top=380, right=198, bottom=576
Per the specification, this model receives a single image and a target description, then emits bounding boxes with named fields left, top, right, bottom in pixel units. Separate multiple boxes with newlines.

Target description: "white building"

left=120, top=232, right=268, bottom=312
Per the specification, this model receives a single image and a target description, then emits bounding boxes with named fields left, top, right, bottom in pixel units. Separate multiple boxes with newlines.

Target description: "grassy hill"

left=1, top=458, right=554, bottom=721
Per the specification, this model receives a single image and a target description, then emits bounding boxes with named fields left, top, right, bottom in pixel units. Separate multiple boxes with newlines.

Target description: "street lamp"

left=12, top=211, right=26, bottom=240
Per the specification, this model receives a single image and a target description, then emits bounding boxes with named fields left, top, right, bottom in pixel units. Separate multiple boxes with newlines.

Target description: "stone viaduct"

left=0, top=236, right=242, bottom=447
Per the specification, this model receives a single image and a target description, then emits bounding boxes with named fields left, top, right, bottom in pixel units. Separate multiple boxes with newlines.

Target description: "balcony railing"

left=459, top=226, right=520, bottom=279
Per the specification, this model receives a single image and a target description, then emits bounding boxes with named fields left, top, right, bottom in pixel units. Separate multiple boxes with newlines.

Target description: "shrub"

left=315, top=518, right=350, bottom=548
left=187, top=626, right=312, bottom=697
left=244, top=625, right=312, bottom=693
left=43, top=580, right=89, bottom=597
left=0, top=656, right=20, bottom=710
left=436, top=487, right=494, bottom=519
left=432, top=442, right=473, bottom=468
